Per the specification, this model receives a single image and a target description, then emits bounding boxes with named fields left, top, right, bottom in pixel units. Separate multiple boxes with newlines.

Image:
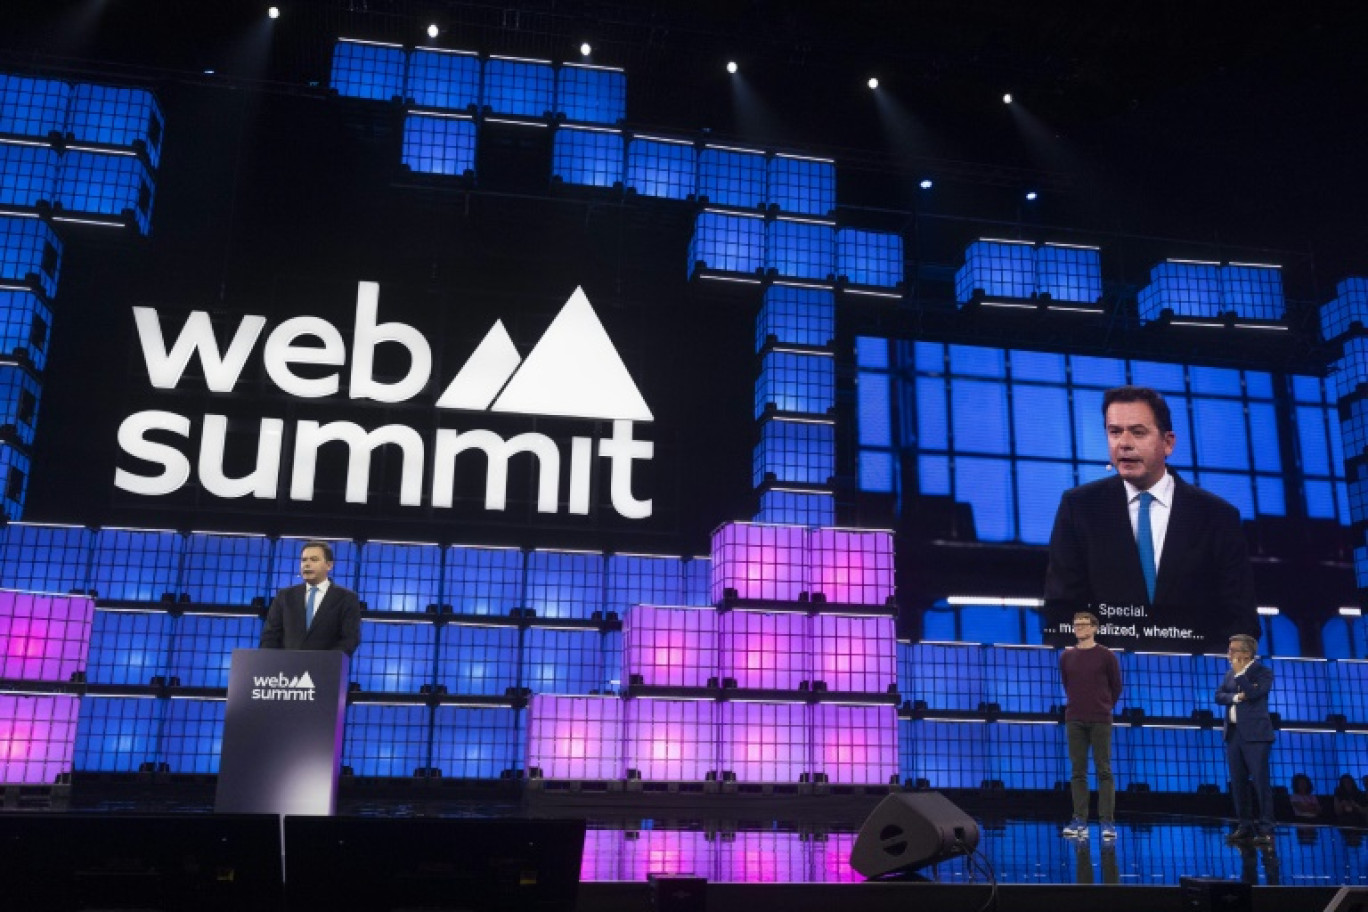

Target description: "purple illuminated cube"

left=718, top=610, right=809, bottom=691
left=807, top=528, right=894, bottom=606
left=624, top=697, right=716, bottom=781
left=810, top=615, right=896, bottom=693
left=710, top=522, right=807, bottom=603
left=0, top=590, right=94, bottom=682
left=526, top=694, right=623, bottom=781
left=810, top=832, right=863, bottom=883
left=623, top=605, right=718, bottom=688
left=613, top=828, right=712, bottom=883
left=715, top=831, right=808, bottom=883
left=810, top=703, right=898, bottom=785
left=0, top=694, right=78, bottom=784
left=719, top=700, right=808, bottom=783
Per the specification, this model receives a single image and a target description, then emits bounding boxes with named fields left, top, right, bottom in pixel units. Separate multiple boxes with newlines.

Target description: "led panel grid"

left=904, top=719, right=989, bottom=788
left=1336, top=731, right=1368, bottom=785
left=556, top=64, right=626, bottom=124
left=809, top=615, right=894, bottom=693
left=522, top=627, right=604, bottom=694
left=757, top=285, right=834, bottom=350
left=755, top=350, right=833, bottom=418
left=357, top=540, right=441, bottom=613
left=0, top=142, right=58, bottom=207
left=349, top=619, right=435, bottom=693
left=623, top=697, right=716, bottom=780
left=715, top=831, right=809, bottom=883
left=755, top=490, right=835, bottom=527
left=903, top=643, right=987, bottom=712
left=268, top=537, right=358, bottom=592
left=1338, top=401, right=1366, bottom=459
left=766, top=218, right=834, bottom=281
left=0, top=288, right=52, bottom=371
left=552, top=127, right=623, bottom=188
left=1332, top=337, right=1368, bottom=400
left=1321, top=277, right=1368, bottom=343
left=526, top=694, right=622, bottom=779
left=605, top=554, right=682, bottom=616
left=719, top=700, right=807, bottom=783
left=836, top=229, right=904, bottom=288
left=444, top=544, right=522, bottom=616
left=986, top=720, right=1066, bottom=788
left=68, top=84, right=164, bottom=166
left=330, top=40, right=406, bottom=102
left=959, top=604, right=1044, bottom=645
left=1121, top=653, right=1198, bottom=719
left=180, top=532, right=269, bottom=605
left=601, top=630, right=622, bottom=693
left=525, top=549, right=603, bottom=620
left=57, top=149, right=155, bottom=234
left=1220, top=264, right=1284, bottom=320
left=1035, top=244, right=1102, bottom=303
left=986, top=646, right=1059, bottom=714
left=166, top=614, right=257, bottom=689
left=0, top=75, right=71, bottom=139
left=688, top=211, right=764, bottom=276
left=1329, top=659, right=1368, bottom=720
left=160, top=697, right=224, bottom=773
left=85, top=609, right=170, bottom=686
left=810, top=703, right=897, bottom=784
left=682, top=557, right=711, bottom=606
left=1267, top=658, right=1332, bottom=723
left=1260, top=612, right=1302, bottom=657
left=710, top=522, right=807, bottom=604
left=406, top=48, right=480, bottom=110
left=753, top=418, right=834, bottom=487
left=0, top=363, right=39, bottom=446
left=0, top=694, right=77, bottom=784
left=0, top=522, right=90, bottom=591
left=74, top=695, right=164, bottom=772
left=623, top=605, right=717, bottom=688
left=89, top=528, right=182, bottom=602
left=0, top=442, right=29, bottom=519
left=483, top=57, right=555, bottom=117
left=808, top=528, right=894, bottom=606
left=718, top=610, right=809, bottom=690
left=0, top=214, right=61, bottom=298
left=1270, top=730, right=1338, bottom=801
left=1137, top=261, right=1222, bottom=322
left=431, top=705, right=521, bottom=778
left=596, top=828, right=713, bottom=883
left=624, top=136, right=696, bottom=201
left=1115, top=724, right=1224, bottom=792
left=436, top=622, right=518, bottom=696
left=342, top=703, right=431, bottom=777
left=767, top=155, right=835, bottom=216
left=1357, top=545, right=1368, bottom=592
left=402, top=113, right=476, bottom=176
left=698, top=146, right=766, bottom=209
left=955, top=240, right=1034, bottom=303
left=808, top=832, right=862, bottom=884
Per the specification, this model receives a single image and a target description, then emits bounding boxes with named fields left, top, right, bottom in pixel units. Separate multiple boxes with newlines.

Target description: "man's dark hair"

left=303, top=540, right=334, bottom=563
left=1103, top=385, right=1173, bottom=435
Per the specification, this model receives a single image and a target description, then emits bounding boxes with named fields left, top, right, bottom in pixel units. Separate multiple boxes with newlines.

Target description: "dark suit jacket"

left=1044, top=472, right=1256, bottom=648
left=1215, top=660, right=1275, bottom=742
left=259, top=581, right=361, bottom=655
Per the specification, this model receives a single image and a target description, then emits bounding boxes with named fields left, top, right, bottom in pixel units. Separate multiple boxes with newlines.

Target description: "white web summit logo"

left=251, top=670, right=317, bottom=701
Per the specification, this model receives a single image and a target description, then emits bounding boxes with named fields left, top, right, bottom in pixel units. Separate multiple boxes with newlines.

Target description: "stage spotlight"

left=579, top=42, right=592, bottom=57
left=1002, top=93, right=1013, bottom=104
left=267, top=6, right=280, bottom=18
left=727, top=61, right=738, bottom=74
left=1025, top=190, right=1038, bottom=201
left=867, top=77, right=879, bottom=89
left=919, top=179, right=933, bottom=190
left=427, top=23, right=439, bottom=38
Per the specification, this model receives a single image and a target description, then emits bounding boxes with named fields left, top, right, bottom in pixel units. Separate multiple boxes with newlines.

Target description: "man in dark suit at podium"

left=260, top=540, right=361, bottom=655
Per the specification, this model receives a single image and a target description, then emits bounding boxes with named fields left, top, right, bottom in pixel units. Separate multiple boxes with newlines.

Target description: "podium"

left=215, top=648, right=349, bottom=816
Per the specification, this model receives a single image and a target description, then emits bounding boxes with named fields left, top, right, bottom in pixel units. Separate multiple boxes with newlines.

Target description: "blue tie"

left=1136, top=492, right=1157, bottom=602
left=306, top=586, right=318, bottom=628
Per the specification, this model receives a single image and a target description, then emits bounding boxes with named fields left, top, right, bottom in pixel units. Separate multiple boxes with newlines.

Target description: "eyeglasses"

left=1071, top=622, right=1094, bottom=628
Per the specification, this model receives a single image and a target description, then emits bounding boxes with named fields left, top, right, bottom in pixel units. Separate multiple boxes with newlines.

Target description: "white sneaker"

left=1062, top=817, right=1088, bottom=837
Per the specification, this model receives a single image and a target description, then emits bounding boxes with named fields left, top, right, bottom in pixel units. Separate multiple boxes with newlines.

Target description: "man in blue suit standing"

left=1216, top=633, right=1275, bottom=844
left=259, top=540, right=361, bottom=656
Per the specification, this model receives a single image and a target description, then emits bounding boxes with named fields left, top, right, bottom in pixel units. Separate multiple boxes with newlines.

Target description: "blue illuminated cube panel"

left=955, top=240, right=1034, bottom=302
left=902, top=719, right=989, bottom=788
left=180, top=532, right=270, bottom=605
left=483, top=57, right=555, bottom=118
left=57, top=149, right=155, bottom=234
left=432, top=705, right=521, bottom=778
left=1323, top=618, right=1368, bottom=664
left=330, top=40, right=406, bottom=102
left=836, top=229, right=904, bottom=288
left=552, top=127, right=623, bottom=188
left=1321, top=277, right=1368, bottom=343
left=754, top=490, right=835, bottom=527
left=689, top=211, right=764, bottom=277
left=0, top=522, right=90, bottom=590
left=436, top=622, right=518, bottom=696
left=0, top=75, right=71, bottom=139
left=698, top=146, right=766, bottom=209
left=625, top=136, right=696, bottom=200
left=752, top=418, right=834, bottom=486
left=1220, top=264, right=1284, bottom=321
left=0, top=289, right=52, bottom=371
left=526, top=694, right=623, bottom=780
left=0, top=142, right=58, bottom=207
left=160, top=698, right=224, bottom=773
left=1266, top=658, right=1332, bottom=723
left=0, top=443, right=29, bottom=519
left=523, top=627, right=604, bottom=694
left=0, top=694, right=78, bottom=785
left=166, top=614, right=259, bottom=689
left=525, top=549, right=603, bottom=620
left=406, top=48, right=480, bottom=110
left=89, top=528, right=182, bottom=602
left=1333, top=337, right=1368, bottom=400
left=86, top=609, right=171, bottom=686
left=605, top=553, right=684, bottom=614
left=767, top=154, right=835, bottom=217
left=444, top=545, right=523, bottom=616
left=755, top=350, right=834, bottom=418
left=902, top=643, right=987, bottom=711
left=624, top=697, right=716, bottom=781
left=0, top=363, right=40, bottom=446
left=0, top=215, right=62, bottom=298
left=985, top=646, right=1058, bottom=713
left=342, top=703, right=430, bottom=777
left=682, top=557, right=712, bottom=606
left=986, top=720, right=1066, bottom=788
left=1137, top=261, right=1222, bottom=322
left=767, top=218, right=833, bottom=281
left=68, top=84, right=164, bottom=166
left=1116, top=725, right=1224, bottom=792
left=356, top=540, right=441, bottom=613
left=555, top=65, right=626, bottom=124
left=75, top=695, right=164, bottom=772
left=756, top=285, right=834, bottom=350
left=1035, top=244, right=1101, bottom=304
left=402, top=114, right=476, bottom=177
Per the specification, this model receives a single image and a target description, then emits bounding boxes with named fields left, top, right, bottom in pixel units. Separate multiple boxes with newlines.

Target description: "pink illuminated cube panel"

left=710, top=522, right=807, bottom=603
left=624, top=697, right=716, bottom=781
left=809, top=832, right=863, bottom=883
left=719, top=701, right=808, bottom=783
left=810, top=703, right=898, bottom=785
left=599, top=827, right=713, bottom=883
left=0, top=590, right=94, bottom=682
left=526, top=694, right=623, bottom=780
left=810, top=615, right=896, bottom=693
left=718, top=610, right=809, bottom=691
left=623, top=605, right=718, bottom=688
left=0, top=694, right=78, bottom=785
left=807, top=528, right=894, bottom=606
left=715, top=830, right=809, bottom=883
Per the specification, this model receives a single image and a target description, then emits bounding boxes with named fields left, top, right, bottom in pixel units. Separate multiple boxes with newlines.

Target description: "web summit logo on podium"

left=251, top=670, right=317, bottom=701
